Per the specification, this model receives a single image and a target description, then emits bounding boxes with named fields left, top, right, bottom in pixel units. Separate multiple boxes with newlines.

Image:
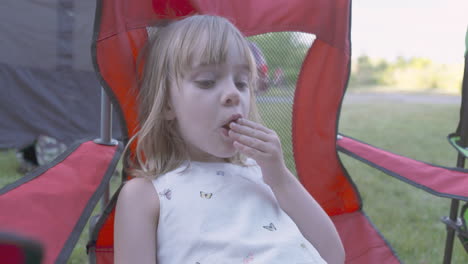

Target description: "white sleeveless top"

left=152, top=159, right=327, bottom=264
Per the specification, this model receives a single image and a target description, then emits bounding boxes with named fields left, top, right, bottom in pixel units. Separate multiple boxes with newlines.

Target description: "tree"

left=249, top=32, right=311, bottom=86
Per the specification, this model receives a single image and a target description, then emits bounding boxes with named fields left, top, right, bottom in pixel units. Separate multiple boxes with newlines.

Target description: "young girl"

left=114, top=15, right=345, bottom=264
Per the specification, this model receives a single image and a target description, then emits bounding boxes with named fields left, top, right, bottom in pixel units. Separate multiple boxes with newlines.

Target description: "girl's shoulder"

left=118, top=177, right=160, bottom=208
left=115, top=177, right=160, bottom=228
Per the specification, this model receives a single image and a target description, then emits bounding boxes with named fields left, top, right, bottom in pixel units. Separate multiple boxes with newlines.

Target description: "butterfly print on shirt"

left=158, top=189, right=172, bottom=200
left=263, top=222, right=277, bottom=231
left=200, top=191, right=213, bottom=199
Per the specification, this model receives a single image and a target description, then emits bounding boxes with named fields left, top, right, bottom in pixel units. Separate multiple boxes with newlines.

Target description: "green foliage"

left=349, top=55, right=388, bottom=86
left=350, top=55, right=464, bottom=93
left=248, top=32, right=312, bottom=86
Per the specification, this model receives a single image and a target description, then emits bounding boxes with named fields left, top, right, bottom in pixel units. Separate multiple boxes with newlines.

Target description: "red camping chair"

left=88, top=0, right=468, bottom=263
left=0, top=137, right=123, bottom=264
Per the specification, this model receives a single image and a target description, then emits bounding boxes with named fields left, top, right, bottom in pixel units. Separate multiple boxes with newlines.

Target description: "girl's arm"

left=262, top=166, right=345, bottom=264
left=114, top=177, right=160, bottom=264
left=229, top=119, right=345, bottom=264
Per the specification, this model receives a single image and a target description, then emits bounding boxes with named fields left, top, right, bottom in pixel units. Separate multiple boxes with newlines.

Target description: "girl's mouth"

left=222, top=122, right=234, bottom=131
left=222, top=117, right=240, bottom=131
left=220, top=114, right=242, bottom=138
left=221, top=118, right=240, bottom=138
left=222, top=114, right=242, bottom=131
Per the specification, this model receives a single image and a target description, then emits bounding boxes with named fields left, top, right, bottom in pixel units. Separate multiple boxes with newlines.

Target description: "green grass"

left=1, top=94, right=467, bottom=263
left=0, top=150, right=22, bottom=186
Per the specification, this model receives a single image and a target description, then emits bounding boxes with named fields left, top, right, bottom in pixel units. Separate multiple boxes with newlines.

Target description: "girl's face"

left=168, top=44, right=252, bottom=162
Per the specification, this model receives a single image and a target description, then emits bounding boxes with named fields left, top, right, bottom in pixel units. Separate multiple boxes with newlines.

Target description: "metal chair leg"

left=442, top=154, right=466, bottom=263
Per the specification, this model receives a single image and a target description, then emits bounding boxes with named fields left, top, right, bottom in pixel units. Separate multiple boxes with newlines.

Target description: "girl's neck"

left=186, top=145, right=230, bottom=163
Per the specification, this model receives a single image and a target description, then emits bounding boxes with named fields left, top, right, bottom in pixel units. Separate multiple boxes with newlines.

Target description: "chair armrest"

left=337, top=135, right=468, bottom=201
left=0, top=139, right=123, bottom=264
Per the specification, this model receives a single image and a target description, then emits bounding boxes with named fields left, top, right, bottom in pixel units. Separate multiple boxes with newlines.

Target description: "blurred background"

left=350, top=0, right=467, bottom=94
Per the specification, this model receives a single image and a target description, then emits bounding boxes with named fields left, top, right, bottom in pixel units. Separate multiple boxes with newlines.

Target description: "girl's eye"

left=194, top=80, right=215, bottom=89
left=235, top=81, right=248, bottom=90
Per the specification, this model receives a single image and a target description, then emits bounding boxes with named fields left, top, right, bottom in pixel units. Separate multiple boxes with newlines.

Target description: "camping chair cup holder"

left=448, top=134, right=468, bottom=159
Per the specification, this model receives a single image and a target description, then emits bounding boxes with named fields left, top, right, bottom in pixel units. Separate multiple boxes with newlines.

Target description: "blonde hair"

left=128, top=15, right=261, bottom=179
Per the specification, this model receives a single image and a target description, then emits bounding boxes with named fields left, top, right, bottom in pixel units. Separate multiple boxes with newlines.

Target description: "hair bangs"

left=172, top=17, right=257, bottom=84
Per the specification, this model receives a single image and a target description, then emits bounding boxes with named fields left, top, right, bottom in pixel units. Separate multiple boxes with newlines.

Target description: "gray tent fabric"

left=0, top=0, right=123, bottom=149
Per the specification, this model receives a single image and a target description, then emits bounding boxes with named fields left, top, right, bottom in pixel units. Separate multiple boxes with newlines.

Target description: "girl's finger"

left=229, top=122, right=270, bottom=142
left=229, top=130, right=269, bottom=153
left=236, top=118, right=272, bottom=134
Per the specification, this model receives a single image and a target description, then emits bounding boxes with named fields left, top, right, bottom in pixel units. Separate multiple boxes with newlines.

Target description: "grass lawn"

left=1, top=92, right=467, bottom=263
left=0, top=150, right=22, bottom=186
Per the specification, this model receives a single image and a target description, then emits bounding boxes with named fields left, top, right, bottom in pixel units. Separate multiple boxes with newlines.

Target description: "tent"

left=0, top=0, right=123, bottom=150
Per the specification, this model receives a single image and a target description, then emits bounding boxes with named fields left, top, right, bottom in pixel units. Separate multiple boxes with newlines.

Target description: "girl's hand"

left=228, top=118, right=292, bottom=186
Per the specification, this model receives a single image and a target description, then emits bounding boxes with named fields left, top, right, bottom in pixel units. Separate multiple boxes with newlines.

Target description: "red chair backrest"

left=92, top=0, right=360, bottom=260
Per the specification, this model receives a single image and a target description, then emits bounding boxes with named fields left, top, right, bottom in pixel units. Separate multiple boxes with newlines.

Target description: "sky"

left=351, top=0, right=468, bottom=64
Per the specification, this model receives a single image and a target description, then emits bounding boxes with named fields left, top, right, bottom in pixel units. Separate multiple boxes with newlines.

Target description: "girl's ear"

left=164, top=103, right=176, bottom=120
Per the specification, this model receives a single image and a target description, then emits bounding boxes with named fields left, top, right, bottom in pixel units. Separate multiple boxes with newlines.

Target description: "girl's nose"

left=221, top=82, right=241, bottom=106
